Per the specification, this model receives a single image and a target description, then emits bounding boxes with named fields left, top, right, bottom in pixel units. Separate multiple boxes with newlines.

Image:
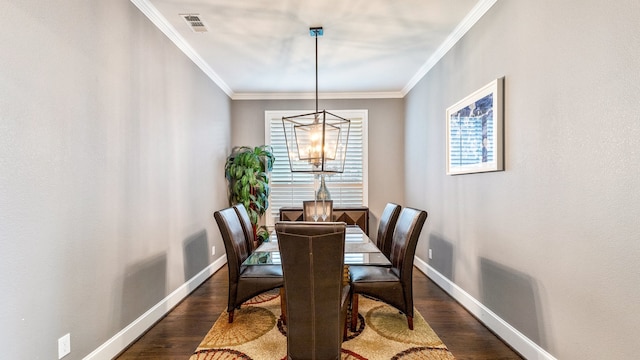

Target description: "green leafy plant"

left=224, top=145, right=275, bottom=243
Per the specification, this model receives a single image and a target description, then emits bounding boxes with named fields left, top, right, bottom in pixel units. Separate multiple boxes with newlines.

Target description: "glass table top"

left=242, top=225, right=391, bottom=266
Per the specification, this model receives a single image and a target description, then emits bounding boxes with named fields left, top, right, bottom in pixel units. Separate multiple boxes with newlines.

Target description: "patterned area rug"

left=190, top=291, right=455, bottom=360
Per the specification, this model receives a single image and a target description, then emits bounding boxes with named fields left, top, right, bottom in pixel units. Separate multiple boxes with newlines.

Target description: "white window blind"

left=265, top=110, right=368, bottom=226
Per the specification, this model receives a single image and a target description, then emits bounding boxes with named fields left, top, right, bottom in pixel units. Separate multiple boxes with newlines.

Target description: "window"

left=265, top=110, right=368, bottom=226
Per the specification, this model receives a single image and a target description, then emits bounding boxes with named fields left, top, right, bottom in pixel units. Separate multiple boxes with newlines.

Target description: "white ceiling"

left=134, top=0, right=495, bottom=99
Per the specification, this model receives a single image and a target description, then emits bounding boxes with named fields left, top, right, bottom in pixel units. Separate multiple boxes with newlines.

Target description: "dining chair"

left=302, top=200, right=333, bottom=222
left=376, top=203, right=402, bottom=260
left=349, top=207, right=428, bottom=330
left=276, top=221, right=349, bottom=360
left=233, top=203, right=256, bottom=252
left=214, top=207, right=283, bottom=323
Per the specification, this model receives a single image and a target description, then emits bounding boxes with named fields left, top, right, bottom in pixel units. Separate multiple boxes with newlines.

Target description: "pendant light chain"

left=315, top=33, right=319, bottom=114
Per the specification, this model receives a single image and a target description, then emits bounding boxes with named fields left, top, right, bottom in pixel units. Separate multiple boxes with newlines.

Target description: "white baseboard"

left=414, top=257, right=557, bottom=360
left=83, top=256, right=227, bottom=360
left=85, top=255, right=555, bottom=359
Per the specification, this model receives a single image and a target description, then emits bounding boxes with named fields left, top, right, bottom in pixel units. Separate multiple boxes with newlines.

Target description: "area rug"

left=190, top=290, right=455, bottom=360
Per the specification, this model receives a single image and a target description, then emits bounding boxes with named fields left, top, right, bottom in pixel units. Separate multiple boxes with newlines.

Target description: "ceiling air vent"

left=181, top=14, right=208, bottom=33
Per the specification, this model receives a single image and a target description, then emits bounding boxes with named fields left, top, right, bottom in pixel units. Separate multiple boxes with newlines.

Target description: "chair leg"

left=350, top=294, right=358, bottom=332
left=228, top=309, right=234, bottom=323
left=407, top=315, right=413, bottom=330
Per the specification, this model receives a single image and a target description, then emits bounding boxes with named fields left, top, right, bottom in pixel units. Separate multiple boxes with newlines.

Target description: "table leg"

left=280, top=287, right=287, bottom=325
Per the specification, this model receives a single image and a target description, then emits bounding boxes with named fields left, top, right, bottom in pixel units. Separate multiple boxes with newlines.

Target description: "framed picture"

left=446, top=77, right=504, bottom=175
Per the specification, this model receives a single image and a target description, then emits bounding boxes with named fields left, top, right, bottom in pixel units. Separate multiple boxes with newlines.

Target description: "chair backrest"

left=233, top=203, right=255, bottom=252
left=302, top=200, right=333, bottom=222
left=214, top=208, right=250, bottom=282
left=376, top=203, right=402, bottom=259
left=389, top=207, right=428, bottom=281
left=276, top=221, right=346, bottom=360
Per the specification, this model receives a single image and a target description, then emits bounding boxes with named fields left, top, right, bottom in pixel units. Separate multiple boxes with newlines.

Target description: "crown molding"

left=130, top=0, right=234, bottom=98
left=232, top=91, right=404, bottom=101
left=401, top=0, right=498, bottom=96
left=131, top=0, right=497, bottom=100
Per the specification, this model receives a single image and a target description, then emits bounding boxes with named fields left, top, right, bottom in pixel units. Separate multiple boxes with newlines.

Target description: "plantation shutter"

left=265, top=110, right=368, bottom=226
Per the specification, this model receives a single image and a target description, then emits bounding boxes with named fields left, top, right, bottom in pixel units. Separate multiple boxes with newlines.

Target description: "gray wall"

left=231, top=98, right=405, bottom=235
left=405, top=1, right=640, bottom=359
left=0, top=1, right=231, bottom=359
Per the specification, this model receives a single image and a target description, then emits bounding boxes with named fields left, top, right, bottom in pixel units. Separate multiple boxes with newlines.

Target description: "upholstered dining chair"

left=349, top=207, right=428, bottom=330
left=233, top=203, right=256, bottom=252
left=214, top=207, right=283, bottom=323
left=302, top=200, right=333, bottom=222
left=276, top=221, right=349, bottom=360
left=376, top=203, right=402, bottom=260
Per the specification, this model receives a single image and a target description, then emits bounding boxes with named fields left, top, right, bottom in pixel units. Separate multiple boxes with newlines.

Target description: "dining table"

left=241, top=223, right=389, bottom=324
left=242, top=224, right=391, bottom=266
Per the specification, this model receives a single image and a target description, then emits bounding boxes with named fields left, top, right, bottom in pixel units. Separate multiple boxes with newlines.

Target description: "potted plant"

left=224, top=145, right=275, bottom=244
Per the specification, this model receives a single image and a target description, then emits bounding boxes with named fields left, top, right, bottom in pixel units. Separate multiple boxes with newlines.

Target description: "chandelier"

left=282, top=27, right=351, bottom=174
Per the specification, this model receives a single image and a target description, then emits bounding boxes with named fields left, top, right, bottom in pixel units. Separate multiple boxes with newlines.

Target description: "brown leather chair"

left=214, top=207, right=283, bottom=323
left=233, top=203, right=256, bottom=252
left=376, top=203, right=401, bottom=260
left=276, top=221, right=349, bottom=360
left=349, top=207, right=428, bottom=330
left=302, top=200, right=333, bottom=222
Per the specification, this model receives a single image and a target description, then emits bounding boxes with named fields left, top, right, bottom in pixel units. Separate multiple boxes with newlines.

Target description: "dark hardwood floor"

left=116, top=266, right=523, bottom=359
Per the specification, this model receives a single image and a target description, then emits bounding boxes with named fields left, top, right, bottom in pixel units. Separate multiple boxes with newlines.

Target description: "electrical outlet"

left=211, top=246, right=216, bottom=256
left=428, top=249, right=433, bottom=260
left=58, top=333, right=71, bottom=359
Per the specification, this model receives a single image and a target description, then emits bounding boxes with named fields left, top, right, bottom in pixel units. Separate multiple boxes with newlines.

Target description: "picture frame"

left=446, top=77, right=504, bottom=175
